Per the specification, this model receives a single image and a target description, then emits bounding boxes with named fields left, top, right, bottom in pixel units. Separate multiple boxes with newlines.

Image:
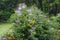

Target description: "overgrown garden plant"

left=13, top=8, right=60, bottom=40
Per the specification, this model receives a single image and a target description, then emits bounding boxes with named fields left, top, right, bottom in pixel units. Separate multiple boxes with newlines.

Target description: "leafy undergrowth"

left=0, top=23, right=13, bottom=36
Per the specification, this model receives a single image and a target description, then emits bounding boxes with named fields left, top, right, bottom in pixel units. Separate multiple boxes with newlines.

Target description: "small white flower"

left=29, top=13, right=32, bottom=15
left=44, top=16, right=48, bottom=18
left=15, top=19, right=20, bottom=23
left=50, top=28, right=54, bottom=30
left=39, top=22, right=43, bottom=24
left=18, top=7, right=22, bottom=10
left=9, top=29, right=13, bottom=33
left=49, top=27, right=54, bottom=30
left=48, top=20, right=50, bottom=22
left=39, top=14, right=43, bottom=16
left=27, top=9, right=32, bottom=13
left=12, top=23, right=15, bottom=25
left=16, top=10, right=21, bottom=13
left=32, top=27, right=36, bottom=30
left=28, top=19, right=31, bottom=21
left=15, top=10, right=21, bottom=15
left=22, top=3, right=26, bottom=8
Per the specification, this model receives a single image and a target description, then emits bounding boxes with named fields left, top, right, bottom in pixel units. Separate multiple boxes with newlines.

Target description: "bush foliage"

left=13, top=8, right=60, bottom=40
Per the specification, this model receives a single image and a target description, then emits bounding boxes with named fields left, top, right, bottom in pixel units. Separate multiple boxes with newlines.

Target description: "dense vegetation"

left=0, top=0, right=60, bottom=22
left=0, top=0, right=60, bottom=40
left=0, top=0, right=20, bottom=22
left=12, top=8, right=60, bottom=40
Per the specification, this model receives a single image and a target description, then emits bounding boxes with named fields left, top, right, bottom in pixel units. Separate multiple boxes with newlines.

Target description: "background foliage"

left=0, top=0, right=60, bottom=22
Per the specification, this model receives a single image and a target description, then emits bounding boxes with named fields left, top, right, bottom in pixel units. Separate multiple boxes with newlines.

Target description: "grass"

left=0, top=23, right=13, bottom=36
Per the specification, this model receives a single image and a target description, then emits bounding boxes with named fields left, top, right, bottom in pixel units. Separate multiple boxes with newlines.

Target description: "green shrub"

left=13, top=8, right=60, bottom=40
left=7, top=13, right=18, bottom=23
